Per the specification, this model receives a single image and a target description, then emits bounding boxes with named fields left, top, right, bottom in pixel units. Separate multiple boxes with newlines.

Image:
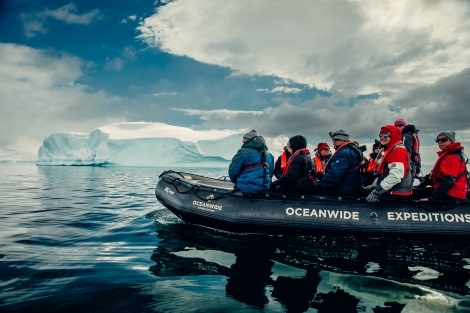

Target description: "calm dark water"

left=2, top=163, right=470, bottom=313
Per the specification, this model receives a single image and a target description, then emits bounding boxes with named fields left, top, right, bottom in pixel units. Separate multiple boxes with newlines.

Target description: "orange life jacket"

left=314, top=155, right=324, bottom=174
left=280, top=151, right=288, bottom=172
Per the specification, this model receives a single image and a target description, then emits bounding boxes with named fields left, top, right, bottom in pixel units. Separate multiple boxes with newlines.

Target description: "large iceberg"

left=36, top=122, right=257, bottom=167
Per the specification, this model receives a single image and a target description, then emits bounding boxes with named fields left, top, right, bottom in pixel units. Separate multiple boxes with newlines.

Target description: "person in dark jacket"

left=395, top=118, right=421, bottom=181
left=417, top=131, right=468, bottom=202
left=270, top=135, right=314, bottom=194
left=362, top=139, right=381, bottom=187
left=229, top=130, right=274, bottom=194
left=315, top=129, right=363, bottom=196
left=273, top=145, right=291, bottom=180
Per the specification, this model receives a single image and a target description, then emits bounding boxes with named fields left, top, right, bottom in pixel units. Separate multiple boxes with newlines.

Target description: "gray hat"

left=437, top=131, right=455, bottom=143
left=329, top=129, right=350, bottom=141
left=243, top=129, right=258, bottom=139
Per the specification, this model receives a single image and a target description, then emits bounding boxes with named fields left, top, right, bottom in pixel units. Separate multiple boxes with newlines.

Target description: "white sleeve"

left=379, top=162, right=405, bottom=191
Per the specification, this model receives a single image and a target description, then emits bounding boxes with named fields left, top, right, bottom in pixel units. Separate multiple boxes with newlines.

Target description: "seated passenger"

left=229, top=130, right=275, bottom=194
left=366, top=125, right=413, bottom=203
left=363, top=140, right=381, bottom=187
left=270, top=135, right=314, bottom=194
left=417, top=131, right=468, bottom=202
left=315, top=130, right=363, bottom=196
left=273, top=144, right=291, bottom=180
left=312, top=142, right=332, bottom=180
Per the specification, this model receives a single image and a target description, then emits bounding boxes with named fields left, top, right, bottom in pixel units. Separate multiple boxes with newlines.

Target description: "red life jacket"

left=429, top=142, right=468, bottom=199
left=282, top=148, right=310, bottom=177
left=365, top=157, right=378, bottom=173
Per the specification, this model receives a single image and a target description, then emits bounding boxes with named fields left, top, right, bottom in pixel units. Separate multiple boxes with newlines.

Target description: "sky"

left=1, top=0, right=469, bottom=161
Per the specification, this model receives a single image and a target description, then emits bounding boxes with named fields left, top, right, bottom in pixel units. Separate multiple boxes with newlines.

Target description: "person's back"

left=270, top=135, right=314, bottom=194
left=316, top=130, right=363, bottom=196
left=229, top=130, right=274, bottom=194
left=402, top=124, right=421, bottom=179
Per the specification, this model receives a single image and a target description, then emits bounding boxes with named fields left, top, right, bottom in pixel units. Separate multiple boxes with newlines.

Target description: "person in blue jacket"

left=315, top=129, right=363, bottom=196
left=229, top=130, right=274, bottom=194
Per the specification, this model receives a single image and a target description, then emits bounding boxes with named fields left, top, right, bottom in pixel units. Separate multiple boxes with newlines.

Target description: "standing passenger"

left=229, top=130, right=274, bottom=194
left=394, top=118, right=421, bottom=180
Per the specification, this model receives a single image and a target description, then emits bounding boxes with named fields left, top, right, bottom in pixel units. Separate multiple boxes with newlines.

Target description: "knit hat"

left=316, top=142, right=330, bottom=151
left=288, top=135, right=307, bottom=152
left=329, top=129, right=349, bottom=141
left=437, top=131, right=455, bottom=143
left=243, top=129, right=257, bottom=139
left=394, top=118, right=407, bottom=127
left=372, top=139, right=381, bottom=149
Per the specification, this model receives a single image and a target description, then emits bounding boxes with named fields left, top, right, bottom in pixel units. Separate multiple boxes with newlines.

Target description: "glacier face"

left=36, top=122, right=246, bottom=167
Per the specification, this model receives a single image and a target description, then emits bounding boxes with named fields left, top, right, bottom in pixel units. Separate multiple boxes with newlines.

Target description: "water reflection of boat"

left=147, top=213, right=470, bottom=312
left=155, top=170, right=470, bottom=236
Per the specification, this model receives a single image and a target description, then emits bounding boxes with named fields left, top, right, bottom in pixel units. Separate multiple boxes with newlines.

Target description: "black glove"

left=418, top=174, right=431, bottom=188
left=269, top=180, right=279, bottom=191
left=366, top=185, right=385, bottom=203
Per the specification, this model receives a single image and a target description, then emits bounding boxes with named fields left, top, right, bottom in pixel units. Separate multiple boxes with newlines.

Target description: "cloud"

left=22, top=2, right=103, bottom=37
left=138, top=0, right=469, bottom=92
left=137, top=0, right=470, bottom=143
left=105, top=57, right=124, bottom=71
left=0, top=43, right=123, bottom=155
left=104, top=46, right=137, bottom=71
left=121, top=14, right=137, bottom=23
left=153, top=92, right=178, bottom=96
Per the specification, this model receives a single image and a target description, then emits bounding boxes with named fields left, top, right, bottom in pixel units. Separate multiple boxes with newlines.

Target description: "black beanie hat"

left=289, top=135, right=307, bottom=152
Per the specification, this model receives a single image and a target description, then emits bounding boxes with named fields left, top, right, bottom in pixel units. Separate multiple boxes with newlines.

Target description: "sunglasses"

left=396, top=124, right=405, bottom=127
left=323, top=148, right=330, bottom=151
left=378, top=134, right=390, bottom=138
left=435, top=137, right=449, bottom=143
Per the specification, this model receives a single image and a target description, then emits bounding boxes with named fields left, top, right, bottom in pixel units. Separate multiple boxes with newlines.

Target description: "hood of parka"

left=380, top=124, right=402, bottom=148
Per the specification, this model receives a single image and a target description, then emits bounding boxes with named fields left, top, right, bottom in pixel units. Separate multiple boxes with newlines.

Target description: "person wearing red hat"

left=366, top=125, right=413, bottom=203
left=312, top=142, right=331, bottom=179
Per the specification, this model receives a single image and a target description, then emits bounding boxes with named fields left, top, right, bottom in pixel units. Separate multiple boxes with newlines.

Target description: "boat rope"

left=159, top=170, right=235, bottom=201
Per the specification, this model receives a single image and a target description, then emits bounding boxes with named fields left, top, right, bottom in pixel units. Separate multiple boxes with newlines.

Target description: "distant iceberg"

left=36, top=122, right=247, bottom=167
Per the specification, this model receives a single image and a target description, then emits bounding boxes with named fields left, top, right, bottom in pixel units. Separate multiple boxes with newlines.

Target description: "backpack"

left=403, top=124, right=421, bottom=166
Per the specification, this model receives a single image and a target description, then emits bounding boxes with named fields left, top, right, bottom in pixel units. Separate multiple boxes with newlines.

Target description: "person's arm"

left=379, top=161, right=405, bottom=191
left=429, top=175, right=456, bottom=200
left=317, top=152, right=349, bottom=189
left=428, top=154, right=461, bottom=200
left=228, top=151, right=243, bottom=182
